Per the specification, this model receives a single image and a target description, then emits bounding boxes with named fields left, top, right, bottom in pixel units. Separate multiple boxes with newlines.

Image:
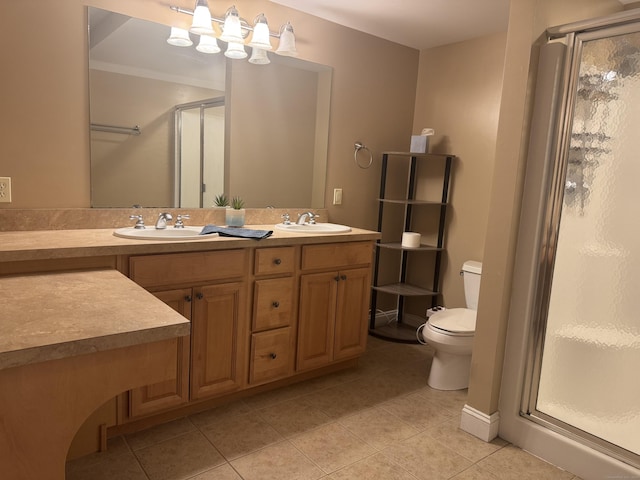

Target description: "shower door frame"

left=520, top=21, right=640, bottom=469
left=498, top=9, right=640, bottom=479
left=174, top=97, right=225, bottom=208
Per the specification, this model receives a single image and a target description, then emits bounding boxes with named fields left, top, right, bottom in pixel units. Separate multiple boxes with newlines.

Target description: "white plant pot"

left=225, top=208, right=245, bottom=227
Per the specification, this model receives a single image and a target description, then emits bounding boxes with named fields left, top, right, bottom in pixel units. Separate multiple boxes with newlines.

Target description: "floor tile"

left=300, top=379, right=376, bottom=419
left=135, top=430, right=225, bottom=480
left=338, top=406, right=420, bottom=450
left=424, top=418, right=506, bottom=462
left=200, top=411, right=284, bottom=460
left=126, top=416, right=196, bottom=451
left=379, top=391, right=452, bottom=431
left=291, top=422, right=377, bottom=473
left=188, top=463, right=244, bottom=479
left=66, top=444, right=147, bottom=480
left=449, top=464, right=500, bottom=479
left=258, top=396, right=332, bottom=437
left=327, top=452, right=420, bottom=480
left=476, top=445, right=575, bottom=480
left=416, top=385, right=469, bottom=416
left=230, top=440, right=324, bottom=480
left=381, top=430, right=473, bottom=480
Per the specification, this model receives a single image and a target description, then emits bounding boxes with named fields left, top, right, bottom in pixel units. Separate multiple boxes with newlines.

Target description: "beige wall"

left=412, top=32, right=507, bottom=308
left=0, top=0, right=418, bottom=231
left=467, top=0, right=623, bottom=416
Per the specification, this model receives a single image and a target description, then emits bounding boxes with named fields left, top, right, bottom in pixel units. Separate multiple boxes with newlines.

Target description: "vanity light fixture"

left=168, top=1, right=298, bottom=64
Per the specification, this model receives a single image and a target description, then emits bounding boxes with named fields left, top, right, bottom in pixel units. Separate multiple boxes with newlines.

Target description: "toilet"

left=421, top=260, right=482, bottom=390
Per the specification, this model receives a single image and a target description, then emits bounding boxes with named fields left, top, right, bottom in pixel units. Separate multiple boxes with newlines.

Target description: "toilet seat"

left=428, top=308, right=476, bottom=337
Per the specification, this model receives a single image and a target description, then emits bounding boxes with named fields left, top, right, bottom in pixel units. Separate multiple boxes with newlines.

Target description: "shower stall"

left=500, top=9, right=640, bottom=479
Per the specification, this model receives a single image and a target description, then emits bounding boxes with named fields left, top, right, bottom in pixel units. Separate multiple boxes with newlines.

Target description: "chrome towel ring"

left=354, top=141, right=373, bottom=169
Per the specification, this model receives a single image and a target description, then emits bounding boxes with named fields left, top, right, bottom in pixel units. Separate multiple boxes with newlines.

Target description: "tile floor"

left=66, top=336, right=581, bottom=480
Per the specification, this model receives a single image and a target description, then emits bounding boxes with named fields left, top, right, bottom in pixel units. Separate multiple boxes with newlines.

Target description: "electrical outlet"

left=0, top=177, right=11, bottom=203
left=333, top=188, right=343, bottom=205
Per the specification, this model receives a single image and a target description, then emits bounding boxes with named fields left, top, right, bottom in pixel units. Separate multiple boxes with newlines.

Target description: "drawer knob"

left=273, top=258, right=282, bottom=265
left=272, top=301, right=280, bottom=308
left=196, top=292, right=204, bottom=300
left=270, top=353, right=277, bottom=359
left=184, top=295, right=192, bottom=302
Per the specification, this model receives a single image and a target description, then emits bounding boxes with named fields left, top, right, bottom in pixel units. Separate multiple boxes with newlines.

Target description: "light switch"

left=333, top=188, right=343, bottom=205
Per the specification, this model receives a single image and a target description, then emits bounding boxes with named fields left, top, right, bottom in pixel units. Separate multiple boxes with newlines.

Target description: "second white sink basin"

left=275, top=223, right=352, bottom=234
left=114, top=226, right=214, bottom=240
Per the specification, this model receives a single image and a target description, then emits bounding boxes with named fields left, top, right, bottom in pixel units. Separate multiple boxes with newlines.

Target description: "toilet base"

left=427, top=350, right=471, bottom=391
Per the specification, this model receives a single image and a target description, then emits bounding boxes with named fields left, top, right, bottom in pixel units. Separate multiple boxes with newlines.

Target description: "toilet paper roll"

left=401, top=232, right=421, bottom=248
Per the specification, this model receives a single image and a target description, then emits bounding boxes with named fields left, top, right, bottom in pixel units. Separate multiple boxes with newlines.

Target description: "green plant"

left=213, top=194, right=229, bottom=207
left=231, top=196, right=245, bottom=210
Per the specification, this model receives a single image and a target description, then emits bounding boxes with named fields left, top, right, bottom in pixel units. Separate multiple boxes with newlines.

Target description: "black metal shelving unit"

left=369, top=151, right=454, bottom=343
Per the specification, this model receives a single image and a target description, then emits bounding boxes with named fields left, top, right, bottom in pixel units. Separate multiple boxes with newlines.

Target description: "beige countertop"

left=0, top=269, right=191, bottom=370
left=0, top=224, right=381, bottom=263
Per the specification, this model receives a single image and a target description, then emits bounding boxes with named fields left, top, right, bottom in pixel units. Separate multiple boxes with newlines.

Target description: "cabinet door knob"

left=273, top=258, right=282, bottom=265
left=340, top=274, right=347, bottom=280
left=334, top=276, right=340, bottom=282
left=184, top=295, right=192, bottom=302
left=196, top=292, right=204, bottom=300
left=272, top=301, right=280, bottom=308
left=270, top=353, right=277, bottom=359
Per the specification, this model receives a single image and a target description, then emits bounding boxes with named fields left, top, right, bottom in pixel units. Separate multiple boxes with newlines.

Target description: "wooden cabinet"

left=129, top=288, right=191, bottom=418
left=126, top=250, right=248, bottom=418
left=249, top=247, right=296, bottom=386
left=191, top=282, right=247, bottom=400
left=297, top=242, right=372, bottom=371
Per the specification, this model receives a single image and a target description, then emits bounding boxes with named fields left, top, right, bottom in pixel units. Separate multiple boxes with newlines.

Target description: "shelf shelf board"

left=378, top=198, right=446, bottom=206
left=372, top=283, right=438, bottom=297
left=377, top=242, right=442, bottom=252
left=382, top=151, right=455, bottom=159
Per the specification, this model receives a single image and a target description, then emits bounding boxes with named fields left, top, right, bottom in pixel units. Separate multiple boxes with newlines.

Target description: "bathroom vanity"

left=0, top=218, right=379, bottom=474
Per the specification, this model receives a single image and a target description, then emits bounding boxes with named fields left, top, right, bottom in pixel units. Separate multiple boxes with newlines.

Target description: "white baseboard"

left=460, top=404, right=500, bottom=442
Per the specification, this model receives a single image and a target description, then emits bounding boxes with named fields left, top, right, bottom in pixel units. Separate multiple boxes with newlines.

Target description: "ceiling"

left=269, top=0, right=511, bottom=50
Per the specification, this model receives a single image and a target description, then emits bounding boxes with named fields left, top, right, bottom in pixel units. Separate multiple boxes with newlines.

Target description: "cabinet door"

left=297, top=271, right=338, bottom=371
left=190, top=282, right=247, bottom=400
left=129, top=288, right=192, bottom=418
left=334, top=267, right=371, bottom=361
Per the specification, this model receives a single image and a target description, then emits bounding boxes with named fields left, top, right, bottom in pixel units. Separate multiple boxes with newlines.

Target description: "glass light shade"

left=167, top=27, right=193, bottom=47
left=225, top=41, right=247, bottom=59
left=220, top=6, right=244, bottom=44
left=248, top=14, right=272, bottom=50
left=275, top=22, right=297, bottom=57
left=249, top=47, right=270, bottom=65
left=190, top=0, right=214, bottom=35
left=196, top=35, right=220, bottom=54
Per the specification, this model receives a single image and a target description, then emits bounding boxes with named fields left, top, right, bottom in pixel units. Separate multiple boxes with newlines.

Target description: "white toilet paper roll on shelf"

left=401, top=232, right=421, bottom=248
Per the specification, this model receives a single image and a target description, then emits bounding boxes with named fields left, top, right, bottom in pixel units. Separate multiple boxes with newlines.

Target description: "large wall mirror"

left=88, top=7, right=331, bottom=209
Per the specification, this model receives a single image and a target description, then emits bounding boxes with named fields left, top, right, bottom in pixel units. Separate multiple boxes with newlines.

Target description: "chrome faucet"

left=297, top=211, right=319, bottom=225
left=155, top=212, right=173, bottom=229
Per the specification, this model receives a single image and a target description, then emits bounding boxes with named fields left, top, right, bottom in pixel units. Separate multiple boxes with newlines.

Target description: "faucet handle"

left=174, top=214, right=190, bottom=228
left=281, top=213, right=291, bottom=225
left=308, top=213, right=319, bottom=225
left=129, top=214, right=145, bottom=229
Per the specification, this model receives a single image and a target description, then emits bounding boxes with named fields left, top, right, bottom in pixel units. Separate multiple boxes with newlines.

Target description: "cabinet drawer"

left=254, top=247, right=295, bottom=276
left=130, top=250, right=247, bottom=288
left=301, top=242, right=372, bottom=271
left=253, top=277, right=294, bottom=331
left=250, top=328, right=291, bottom=384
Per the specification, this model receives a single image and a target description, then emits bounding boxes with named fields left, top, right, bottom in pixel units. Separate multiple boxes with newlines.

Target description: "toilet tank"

left=462, top=261, right=482, bottom=310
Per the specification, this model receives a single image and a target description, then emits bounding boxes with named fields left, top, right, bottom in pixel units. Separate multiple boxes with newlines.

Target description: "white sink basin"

left=275, top=223, right=352, bottom=234
left=113, top=226, right=214, bottom=240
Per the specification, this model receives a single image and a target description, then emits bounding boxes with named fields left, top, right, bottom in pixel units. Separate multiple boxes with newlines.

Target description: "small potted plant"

left=225, top=196, right=245, bottom=227
left=213, top=193, right=229, bottom=208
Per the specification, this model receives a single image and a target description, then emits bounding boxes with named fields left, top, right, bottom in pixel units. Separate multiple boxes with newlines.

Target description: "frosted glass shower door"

left=535, top=26, right=640, bottom=459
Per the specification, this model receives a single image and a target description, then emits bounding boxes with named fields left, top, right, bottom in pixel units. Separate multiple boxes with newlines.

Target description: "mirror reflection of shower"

left=174, top=98, right=225, bottom=208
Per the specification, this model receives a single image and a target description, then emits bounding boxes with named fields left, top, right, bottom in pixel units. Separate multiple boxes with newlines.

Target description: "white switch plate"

left=0, top=177, right=11, bottom=203
left=333, top=188, right=343, bottom=205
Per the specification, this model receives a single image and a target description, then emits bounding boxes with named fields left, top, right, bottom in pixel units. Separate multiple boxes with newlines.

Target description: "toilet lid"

left=429, top=308, right=476, bottom=334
